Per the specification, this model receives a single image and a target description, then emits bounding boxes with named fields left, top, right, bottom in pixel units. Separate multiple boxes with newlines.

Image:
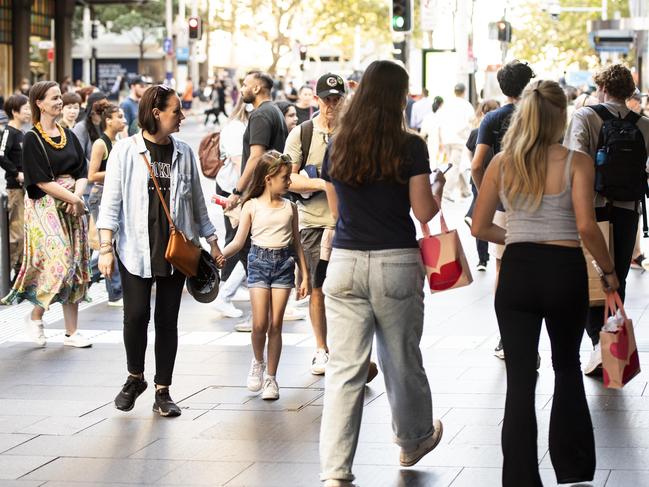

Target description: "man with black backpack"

left=284, top=73, right=344, bottom=376
left=565, top=64, right=649, bottom=376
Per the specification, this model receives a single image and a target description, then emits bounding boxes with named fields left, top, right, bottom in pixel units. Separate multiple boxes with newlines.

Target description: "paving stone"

left=605, top=470, right=649, bottom=487
left=157, top=460, right=252, bottom=485
left=0, top=455, right=56, bottom=480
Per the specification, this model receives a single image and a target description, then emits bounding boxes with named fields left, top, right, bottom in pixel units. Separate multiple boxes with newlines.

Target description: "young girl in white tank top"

left=223, top=151, right=310, bottom=400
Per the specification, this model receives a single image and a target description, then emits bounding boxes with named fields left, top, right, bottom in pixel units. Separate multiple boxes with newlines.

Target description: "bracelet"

left=206, top=234, right=218, bottom=243
left=99, top=242, right=113, bottom=248
left=232, top=188, right=242, bottom=196
left=99, top=247, right=113, bottom=255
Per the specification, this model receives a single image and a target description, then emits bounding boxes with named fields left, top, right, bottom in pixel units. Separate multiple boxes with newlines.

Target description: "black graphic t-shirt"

left=144, top=138, right=174, bottom=277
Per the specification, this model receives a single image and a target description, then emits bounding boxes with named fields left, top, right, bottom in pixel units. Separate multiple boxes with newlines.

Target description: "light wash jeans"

left=319, top=248, right=435, bottom=482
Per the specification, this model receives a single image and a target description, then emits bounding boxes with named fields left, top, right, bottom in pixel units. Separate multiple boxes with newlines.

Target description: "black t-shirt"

left=0, top=126, right=25, bottom=189
left=144, top=139, right=174, bottom=277
left=466, top=128, right=495, bottom=168
left=22, top=128, right=87, bottom=199
left=475, top=103, right=515, bottom=153
left=241, top=101, right=288, bottom=174
left=295, top=106, right=314, bottom=125
left=321, top=133, right=431, bottom=250
left=98, top=133, right=113, bottom=172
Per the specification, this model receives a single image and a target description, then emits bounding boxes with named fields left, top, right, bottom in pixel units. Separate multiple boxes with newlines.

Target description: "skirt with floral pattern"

left=1, top=175, right=91, bottom=310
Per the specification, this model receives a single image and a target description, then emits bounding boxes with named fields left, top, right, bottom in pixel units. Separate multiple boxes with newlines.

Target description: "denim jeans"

left=87, top=186, right=123, bottom=302
left=319, top=248, right=435, bottom=482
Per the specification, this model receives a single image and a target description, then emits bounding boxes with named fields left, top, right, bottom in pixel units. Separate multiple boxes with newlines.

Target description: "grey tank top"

left=500, top=150, right=580, bottom=245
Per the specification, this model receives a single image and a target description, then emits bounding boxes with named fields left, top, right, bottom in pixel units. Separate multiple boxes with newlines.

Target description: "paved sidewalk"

left=0, top=120, right=647, bottom=486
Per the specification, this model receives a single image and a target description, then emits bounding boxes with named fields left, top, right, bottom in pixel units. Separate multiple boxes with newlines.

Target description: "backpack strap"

left=623, top=110, right=641, bottom=125
left=591, top=104, right=615, bottom=122
left=299, top=120, right=314, bottom=172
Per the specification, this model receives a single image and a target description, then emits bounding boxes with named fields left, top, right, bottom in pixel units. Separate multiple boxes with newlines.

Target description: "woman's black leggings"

left=118, top=258, right=186, bottom=386
left=495, top=243, right=595, bottom=487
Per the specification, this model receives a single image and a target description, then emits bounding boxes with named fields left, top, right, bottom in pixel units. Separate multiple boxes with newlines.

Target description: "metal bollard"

left=0, top=192, right=10, bottom=297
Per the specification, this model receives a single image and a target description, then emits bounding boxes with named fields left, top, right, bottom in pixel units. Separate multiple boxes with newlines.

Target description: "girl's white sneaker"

left=261, top=377, right=279, bottom=400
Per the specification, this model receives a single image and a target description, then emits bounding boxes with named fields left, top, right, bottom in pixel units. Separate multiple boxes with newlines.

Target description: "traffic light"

left=299, top=45, right=307, bottom=62
left=91, top=21, right=98, bottom=40
left=188, top=17, right=201, bottom=40
left=497, top=20, right=512, bottom=43
left=391, top=0, right=412, bottom=33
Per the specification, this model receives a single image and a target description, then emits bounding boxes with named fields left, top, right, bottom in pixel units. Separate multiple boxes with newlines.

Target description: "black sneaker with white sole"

left=153, top=388, right=181, bottom=417
left=114, top=375, right=148, bottom=411
left=477, top=261, right=487, bottom=272
left=494, top=338, right=505, bottom=359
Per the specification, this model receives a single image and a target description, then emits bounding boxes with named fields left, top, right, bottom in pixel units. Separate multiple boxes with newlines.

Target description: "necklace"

left=35, top=121, right=67, bottom=150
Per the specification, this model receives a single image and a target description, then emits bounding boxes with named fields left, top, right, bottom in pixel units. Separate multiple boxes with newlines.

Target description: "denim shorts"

left=247, top=245, right=295, bottom=289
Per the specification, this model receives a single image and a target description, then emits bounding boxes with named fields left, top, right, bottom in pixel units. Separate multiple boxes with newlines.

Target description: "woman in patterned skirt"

left=1, top=81, right=92, bottom=348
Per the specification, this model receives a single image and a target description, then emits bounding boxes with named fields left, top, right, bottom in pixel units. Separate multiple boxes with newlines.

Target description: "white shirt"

left=419, top=111, right=443, bottom=164
left=410, top=97, right=432, bottom=130
left=438, top=96, right=475, bottom=146
left=217, top=119, right=246, bottom=193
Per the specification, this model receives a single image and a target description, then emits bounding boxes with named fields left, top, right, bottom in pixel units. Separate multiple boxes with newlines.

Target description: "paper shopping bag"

left=600, top=292, right=641, bottom=389
left=419, top=211, right=473, bottom=293
left=583, top=220, right=613, bottom=306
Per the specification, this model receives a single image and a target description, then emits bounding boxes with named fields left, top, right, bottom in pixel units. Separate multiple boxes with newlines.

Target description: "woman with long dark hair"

left=318, top=60, right=445, bottom=486
left=472, top=80, right=619, bottom=486
left=1, top=81, right=92, bottom=348
left=97, top=85, right=223, bottom=417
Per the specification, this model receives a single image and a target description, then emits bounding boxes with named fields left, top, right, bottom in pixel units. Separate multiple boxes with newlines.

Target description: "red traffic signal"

left=188, top=17, right=201, bottom=40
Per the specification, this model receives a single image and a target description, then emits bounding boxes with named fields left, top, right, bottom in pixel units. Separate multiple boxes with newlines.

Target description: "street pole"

left=82, top=6, right=91, bottom=85
left=190, top=0, right=199, bottom=84
left=165, top=0, right=173, bottom=82
left=602, top=0, right=608, bottom=20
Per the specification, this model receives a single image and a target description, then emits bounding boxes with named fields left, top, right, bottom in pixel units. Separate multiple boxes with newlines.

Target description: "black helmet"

left=186, top=250, right=220, bottom=303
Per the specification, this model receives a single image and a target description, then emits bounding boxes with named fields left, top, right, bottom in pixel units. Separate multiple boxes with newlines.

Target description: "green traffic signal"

left=393, top=16, right=405, bottom=29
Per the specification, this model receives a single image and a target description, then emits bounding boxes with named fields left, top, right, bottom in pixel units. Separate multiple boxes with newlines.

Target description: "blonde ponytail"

left=500, top=80, right=567, bottom=210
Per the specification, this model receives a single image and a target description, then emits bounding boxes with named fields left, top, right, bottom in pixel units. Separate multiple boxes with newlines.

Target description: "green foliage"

left=311, top=0, right=391, bottom=57
left=510, top=0, right=631, bottom=71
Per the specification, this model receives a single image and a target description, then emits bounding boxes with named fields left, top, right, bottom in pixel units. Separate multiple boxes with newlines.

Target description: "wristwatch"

left=232, top=188, right=242, bottom=196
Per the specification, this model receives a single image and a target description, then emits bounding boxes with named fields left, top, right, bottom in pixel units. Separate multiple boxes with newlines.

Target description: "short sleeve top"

left=22, top=127, right=87, bottom=199
left=321, top=133, right=431, bottom=250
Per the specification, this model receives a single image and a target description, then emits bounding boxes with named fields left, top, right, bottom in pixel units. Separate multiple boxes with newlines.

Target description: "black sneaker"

left=114, top=375, right=148, bottom=411
left=477, top=261, right=487, bottom=272
left=631, top=254, right=645, bottom=269
left=153, top=388, right=181, bottom=417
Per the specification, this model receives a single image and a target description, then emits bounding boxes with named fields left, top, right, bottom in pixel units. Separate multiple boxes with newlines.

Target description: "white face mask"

left=245, top=103, right=254, bottom=113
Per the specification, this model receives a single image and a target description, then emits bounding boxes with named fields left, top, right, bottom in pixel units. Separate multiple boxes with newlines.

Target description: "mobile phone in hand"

left=437, top=163, right=453, bottom=174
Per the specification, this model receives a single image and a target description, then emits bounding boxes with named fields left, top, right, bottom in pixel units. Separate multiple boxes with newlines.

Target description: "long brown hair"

left=95, top=102, right=120, bottom=131
left=329, top=60, right=410, bottom=186
left=500, top=80, right=567, bottom=210
left=241, top=150, right=292, bottom=205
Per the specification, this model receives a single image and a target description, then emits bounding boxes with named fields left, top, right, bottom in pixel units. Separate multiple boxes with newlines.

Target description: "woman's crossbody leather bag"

left=140, top=150, right=201, bottom=277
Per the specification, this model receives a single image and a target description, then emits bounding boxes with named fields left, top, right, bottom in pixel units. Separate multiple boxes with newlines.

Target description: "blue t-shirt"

left=475, top=103, right=515, bottom=153
left=321, top=133, right=431, bottom=251
left=120, top=97, right=139, bottom=136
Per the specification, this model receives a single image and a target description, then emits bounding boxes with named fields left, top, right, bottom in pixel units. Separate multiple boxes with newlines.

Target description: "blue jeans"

left=247, top=245, right=295, bottom=289
left=319, top=248, right=435, bottom=482
left=87, top=186, right=123, bottom=302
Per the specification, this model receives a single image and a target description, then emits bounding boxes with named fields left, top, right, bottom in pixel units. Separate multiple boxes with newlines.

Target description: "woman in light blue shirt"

left=97, top=85, right=223, bottom=418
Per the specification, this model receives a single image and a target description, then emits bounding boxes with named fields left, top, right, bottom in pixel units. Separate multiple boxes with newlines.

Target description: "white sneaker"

left=584, top=343, right=602, bottom=376
left=400, top=419, right=444, bottom=467
left=213, top=298, right=244, bottom=318
left=25, top=315, right=46, bottom=347
left=231, top=287, right=251, bottom=302
left=261, top=377, right=279, bottom=400
left=283, top=306, right=306, bottom=322
left=63, top=331, right=92, bottom=348
left=311, top=348, right=329, bottom=375
left=642, top=257, right=649, bottom=272
left=247, top=359, right=265, bottom=392
left=234, top=316, right=253, bottom=332
left=107, top=298, right=123, bottom=307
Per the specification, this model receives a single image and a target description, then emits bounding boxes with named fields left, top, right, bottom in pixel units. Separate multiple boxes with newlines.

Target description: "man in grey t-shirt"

left=564, top=64, right=649, bottom=376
